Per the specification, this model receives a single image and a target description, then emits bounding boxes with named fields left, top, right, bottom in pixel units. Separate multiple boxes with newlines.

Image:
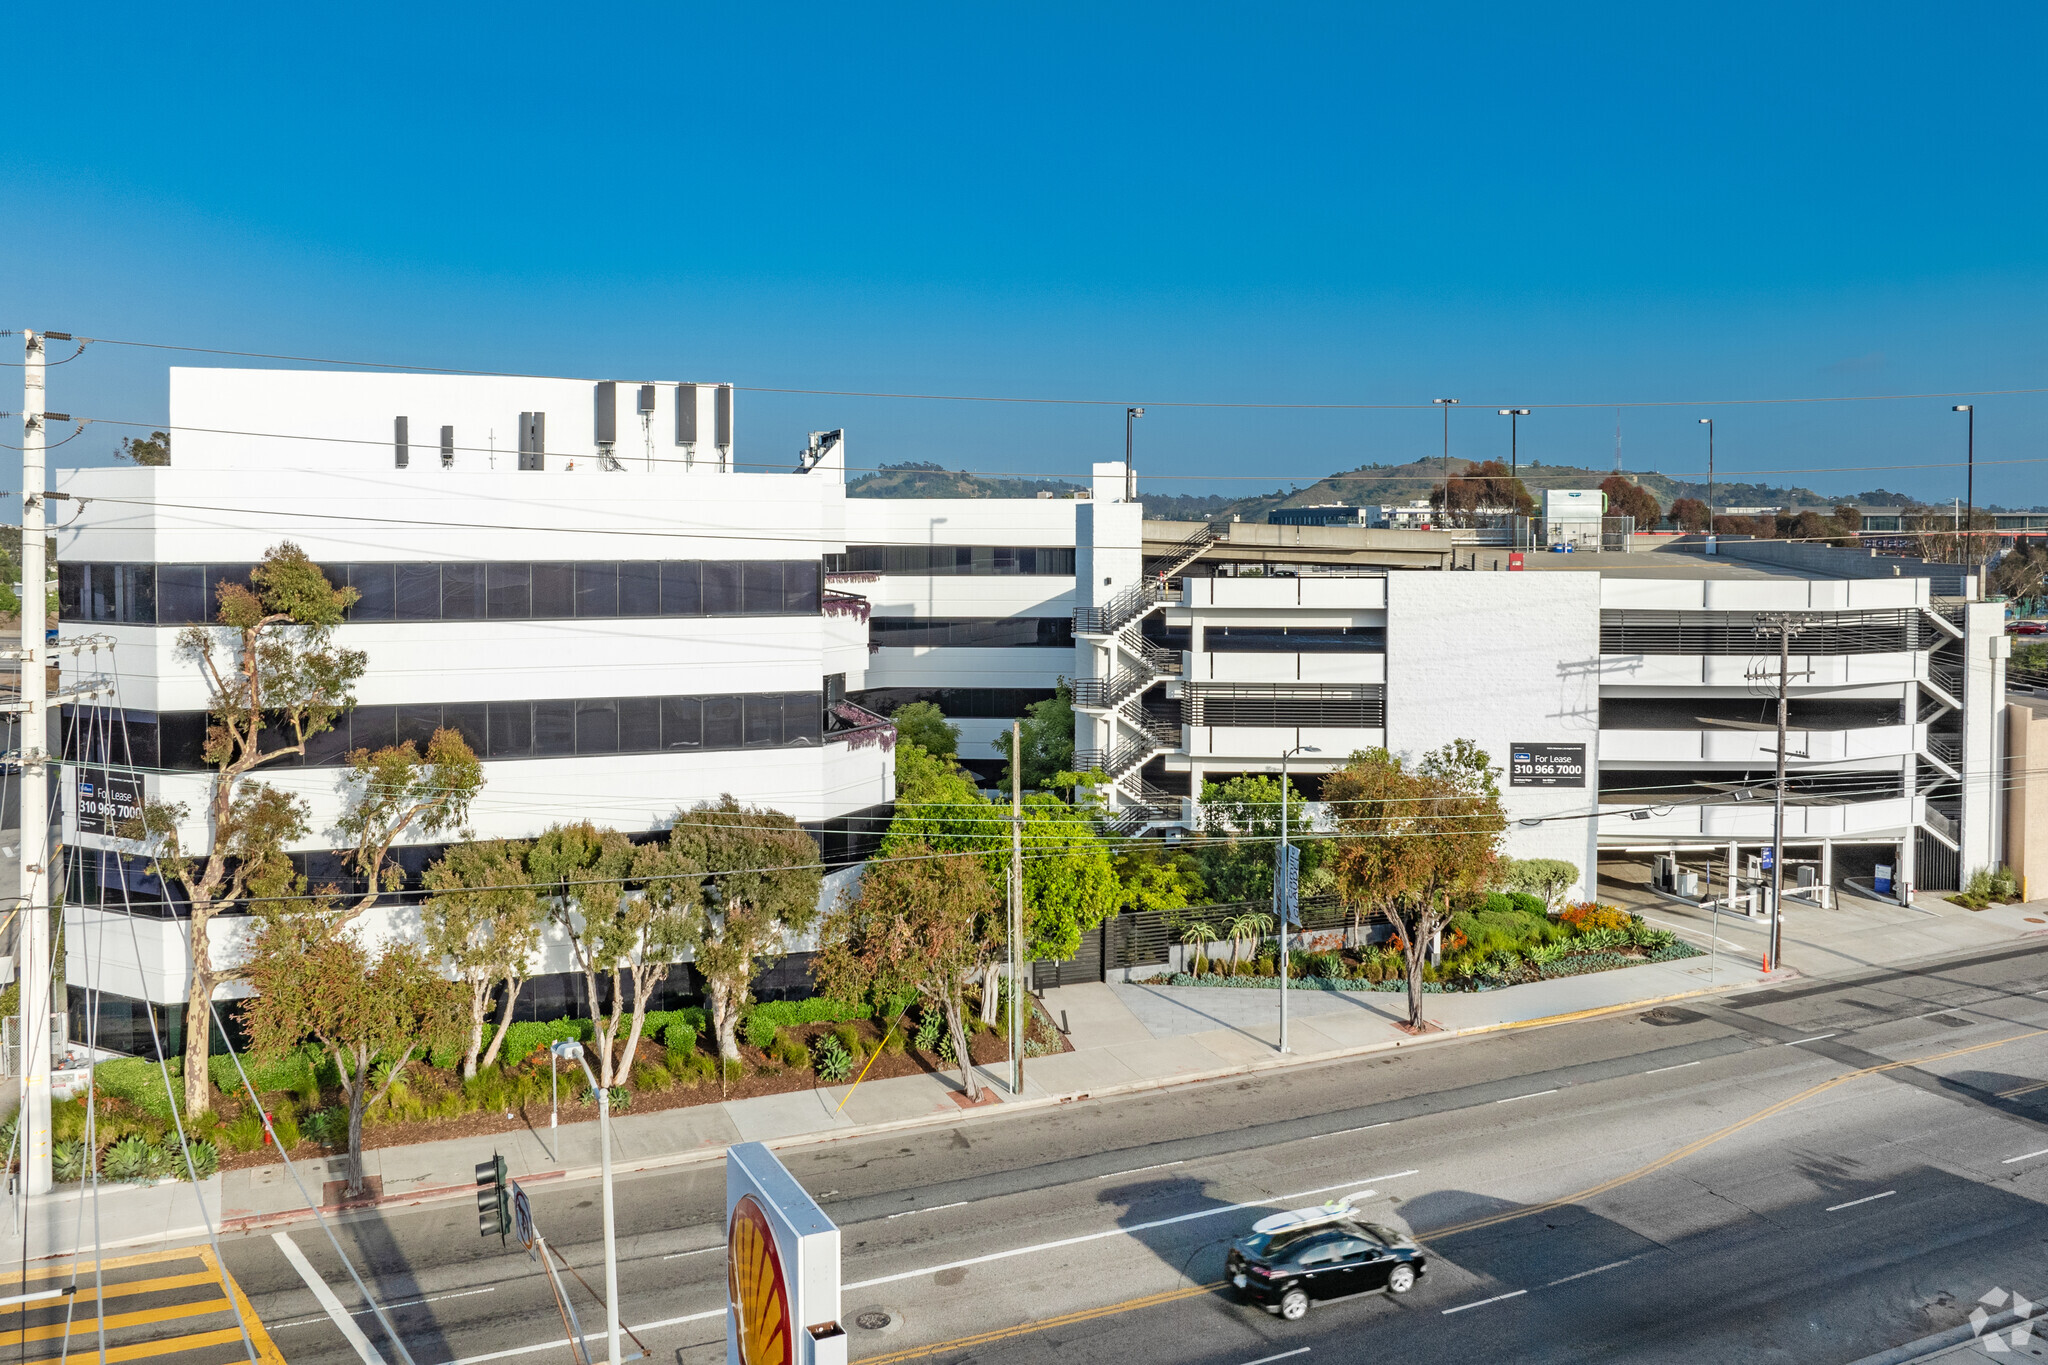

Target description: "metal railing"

left=1924, top=804, right=1959, bottom=845
left=1928, top=657, right=1964, bottom=700
left=1926, top=733, right=1962, bottom=770
left=1143, top=521, right=1225, bottom=580
left=1074, top=580, right=1170, bottom=637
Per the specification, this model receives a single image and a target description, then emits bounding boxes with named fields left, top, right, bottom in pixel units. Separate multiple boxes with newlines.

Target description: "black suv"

left=1226, top=1219, right=1427, bottom=1320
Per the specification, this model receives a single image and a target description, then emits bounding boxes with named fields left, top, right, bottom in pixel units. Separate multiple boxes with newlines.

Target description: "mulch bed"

left=214, top=1007, right=1069, bottom=1174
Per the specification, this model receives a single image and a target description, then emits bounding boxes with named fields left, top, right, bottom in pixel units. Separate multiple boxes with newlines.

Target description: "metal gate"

left=1033, top=925, right=1104, bottom=989
left=1915, top=831, right=1960, bottom=893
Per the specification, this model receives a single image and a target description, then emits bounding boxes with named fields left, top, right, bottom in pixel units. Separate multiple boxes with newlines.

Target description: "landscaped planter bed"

left=1140, top=938, right=1703, bottom=994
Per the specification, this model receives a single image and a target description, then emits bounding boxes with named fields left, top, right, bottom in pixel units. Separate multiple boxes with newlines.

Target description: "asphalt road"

left=207, top=937, right=2048, bottom=1365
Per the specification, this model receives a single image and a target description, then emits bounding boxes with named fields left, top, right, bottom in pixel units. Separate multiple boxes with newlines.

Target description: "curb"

left=172, top=975, right=1768, bottom=1244
left=1843, top=1301, right=2040, bottom=1364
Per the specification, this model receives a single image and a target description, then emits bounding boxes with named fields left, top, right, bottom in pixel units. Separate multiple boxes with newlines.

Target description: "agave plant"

left=104, top=1135, right=153, bottom=1182
left=185, top=1139, right=220, bottom=1180
left=51, top=1141, right=85, bottom=1184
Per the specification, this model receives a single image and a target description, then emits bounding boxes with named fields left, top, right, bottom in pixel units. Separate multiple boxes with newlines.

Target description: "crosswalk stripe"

left=0, top=1295, right=232, bottom=1347
left=0, top=1270, right=221, bottom=1313
left=198, top=1244, right=288, bottom=1365
left=0, top=1251, right=207, bottom=1284
left=17, top=1324, right=248, bottom=1365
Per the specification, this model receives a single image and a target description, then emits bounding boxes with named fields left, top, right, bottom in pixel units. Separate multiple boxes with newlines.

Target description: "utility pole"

left=1274, top=744, right=1316, bottom=1054
left=1753, top=614, right=1809, bottom=973
left=1698, top=418, right=1715, bottom=540
left=18, top=330, right=54, bottom=1197
left=1498, top=408, right=1529, bottom=482
left=1123, top=407, right=1144, bottom=502
left=1009, top=722, right=1024, bottom=1095
left=1953, top=405, right=1975, bottom=564
left=1433, top=398, right=1459, bottom=500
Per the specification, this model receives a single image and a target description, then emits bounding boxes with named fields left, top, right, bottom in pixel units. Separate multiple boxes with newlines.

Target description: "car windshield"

left=1239, top=1226, right=1323, bottom=1261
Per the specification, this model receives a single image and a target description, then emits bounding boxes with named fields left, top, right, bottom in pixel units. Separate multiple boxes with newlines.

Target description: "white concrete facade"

left=55, top=367, right=894, bottom=1018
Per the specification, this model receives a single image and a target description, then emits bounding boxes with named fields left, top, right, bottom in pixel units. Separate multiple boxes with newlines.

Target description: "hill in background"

left=848, top=458, right=2015, bottom=520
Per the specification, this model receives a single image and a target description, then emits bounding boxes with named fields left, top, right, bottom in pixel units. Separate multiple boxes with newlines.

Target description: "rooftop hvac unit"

left=637, top=384, right=656, bottom=415
left=394, top=416, right=409, bottom=469
left=440, top=425, right=455, bottom=469
left=675, top=382, right=698, bottom=452
left=594, top=381, right=618, bottom=445
left=715, top=383, right=734, bottom=461
left=518, top=411, right=546, bottom=470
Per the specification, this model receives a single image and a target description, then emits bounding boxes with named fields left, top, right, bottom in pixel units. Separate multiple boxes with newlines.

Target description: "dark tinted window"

left=58, top=564, right=84, bottom=621
left=1207, top=626, right=1385, bottom=653
left=157, top=565, right=206, bottom=624
left=618, top=697, right=660, bottom=750
left=783, top=561, right=821, bottom=614
left=743, top=695, right=782, bottom=747
left=870, top=617, right=1074, bottom=648
left=662, top=696, right=702, bottom=749
left=619, top=563, right=660, bottom=616
left=397, top=704, right=442, bottom=751
left=487, top=563, right=531, bottom=618
left=159, top=713, right=209, bottom=769
left=351, top=704, right=397, bottom=752
left=305, top=717, right=353, bottom=766
left=531, top=563, right=575, bottom=619
left=532, top=700, right=576, bottom=756
left=488, top=702, right=531, bottom=757
left=782, top=693, right=822, bottom=745
left=742, top=562, right=784, bottom=615
left=349, top=564, right=395, bottom=621
left=206, top=565, right=256, bottom=609
left=442, top=563, right=485, bottom=619
left=441, top=703, right=488, bottom=756
left=703, top=696, right=743, bottom=749
left=660, top=561, right=701, bottom=615
left=576, top=700, right=619, bottom=754
left=702, top=562, right=742, bottom=615
left=575, top=563, right=619, bottom=618
left=395, top=565, right=441, bottom=621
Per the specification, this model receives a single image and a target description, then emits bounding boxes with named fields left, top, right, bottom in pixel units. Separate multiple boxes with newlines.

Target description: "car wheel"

left=1387, top=1264, right=1417, bottom=1294
left=1279, top=1289, right=1310, bottom=1321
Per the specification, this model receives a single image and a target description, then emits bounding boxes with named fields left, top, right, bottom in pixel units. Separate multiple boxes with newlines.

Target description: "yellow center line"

left=851, top=1027, right=2048, bottom=1364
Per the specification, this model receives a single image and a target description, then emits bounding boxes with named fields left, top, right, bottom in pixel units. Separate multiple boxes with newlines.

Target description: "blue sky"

left=7, top=2, right=2047, bottom=506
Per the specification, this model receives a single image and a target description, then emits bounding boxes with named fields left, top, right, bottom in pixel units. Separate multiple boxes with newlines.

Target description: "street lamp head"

left=1698, top=418, right=1712, bottom=425
left=1953, top=405, right=1972, bottom=413
left=1498, top=407, right=1529, bottom=417
left=1433, top=397, right=1458, bottom=406
left=550, top=1041, right=586, bottom=1060
left=1128, top=406, right=1145, bottom=419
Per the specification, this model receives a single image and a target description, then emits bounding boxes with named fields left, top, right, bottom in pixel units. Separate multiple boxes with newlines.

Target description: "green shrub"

left=913, top=1009, right=945, bottom=1052
left=721, top=1058, right=745, bottom=1084
left=812, top=1036, right=855, bottom=1083
left=660, top=1019, right=699, bottom=1057
left=93, top=1059, right=181, bottom=1122
left=632, top=1060, right=674, bottom=1091
left=495, top=1018, right=592, bottom=1068
left=769, top=1034, right=809, bottom=1070
left=880, top=1018, right=908, bottom=1055
left=830, top=1023, right=865, bottom=1060
left=742, top=999, right=872, bottom=1050
left=51, top=1097, right=87, bottom=1143
left=104, top=1135, right=152, bottom=1182
left=222, top=1110, right=266, bottom=1153
left=269, top=1109, right=302, bottom=1151
left=208, top=1046, right=324, bottom=1108
left=305, top=1107, right=349, bottom=1146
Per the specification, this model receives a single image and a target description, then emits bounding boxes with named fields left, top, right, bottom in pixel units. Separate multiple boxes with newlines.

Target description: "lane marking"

left=886, top=1200, right=971, bottom=1218
left=273, top=1232, right=387, bottom=1365
left=1997, top=1079, right=2048, bottom=1098
left=2001, top=1147, right=2048, bottom=1165
left=1495, top=1090, right=1558, bottom=1104
left=269, top=1288, right=498, bottom=1331
left=1096, top=1161, right=1185, bottom=1180
left=1826, top=1190, right=1897, bottom=1212
left=843, top=1172, right=1419, bottom=1292
left=1545, top=1257, right=1640, bottom=1287
left=1311, top=1122, right=1390, bottom=1140
left=1239, top=1351, right=1311, bottom=1365
left=1644, top=1061, right=1700, bottom=1075
left=1424, top=1027, right=2048, bottom=1242
left=1442, top=1289, right=1527, bottom=1315
left=1785, top=1034, right=1839, bottom=1045
left=661, top=1247, right=722, bottom=1259
left=430, top=1177, right=1420, bottom=1365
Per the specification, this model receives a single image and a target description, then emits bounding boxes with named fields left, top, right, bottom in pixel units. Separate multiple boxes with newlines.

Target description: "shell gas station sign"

left=727, top=1142, right=845, bottom=1365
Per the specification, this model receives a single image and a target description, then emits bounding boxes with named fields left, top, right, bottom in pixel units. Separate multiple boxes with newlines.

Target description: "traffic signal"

left=476, top=1153, right=510, bottom=1243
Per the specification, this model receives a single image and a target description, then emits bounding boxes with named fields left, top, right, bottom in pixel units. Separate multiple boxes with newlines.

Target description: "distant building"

left=1268, top=505, right=1372, bottom=527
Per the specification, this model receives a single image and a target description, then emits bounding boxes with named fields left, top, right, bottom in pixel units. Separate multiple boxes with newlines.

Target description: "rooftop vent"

left=394, top=416, right=409, bottom=469
left=518, top=412, right=545, bottom=471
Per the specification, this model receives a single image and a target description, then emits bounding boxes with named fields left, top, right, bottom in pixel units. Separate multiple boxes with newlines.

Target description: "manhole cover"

left=855, top=1312, right=894, bottom=1332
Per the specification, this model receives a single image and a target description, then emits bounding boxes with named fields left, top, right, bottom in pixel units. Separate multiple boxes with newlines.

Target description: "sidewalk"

left=10, top=889, right=2045, bottom=1265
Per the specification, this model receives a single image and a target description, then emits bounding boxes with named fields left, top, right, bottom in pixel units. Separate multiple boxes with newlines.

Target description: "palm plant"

left=1177, top=920, right=1216, bottom=975
left=1227, top=911, right=1274, bottom=975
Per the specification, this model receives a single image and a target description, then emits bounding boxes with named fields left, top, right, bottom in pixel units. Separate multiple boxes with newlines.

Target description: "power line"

left=49, top=331, right=2048, bottom=412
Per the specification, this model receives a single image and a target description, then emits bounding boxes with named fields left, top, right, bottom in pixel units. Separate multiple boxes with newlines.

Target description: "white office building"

left=56, top=368, right=891, bottom=1056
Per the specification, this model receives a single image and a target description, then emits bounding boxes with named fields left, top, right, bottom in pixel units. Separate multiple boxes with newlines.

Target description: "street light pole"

left=1953, top=405, right=1974, bottom=563
left=1497, top=408, right=1529, bottom=482
left=1433, top=398, right=1459, bottom=492
left=1124, top=406, right=1145, bottom=502
left=555, top=1042, right=618, bottom=1365
left=1697, top=418, right=1715, bottom=540
left=1275, top=745, right=1317, bottom=1054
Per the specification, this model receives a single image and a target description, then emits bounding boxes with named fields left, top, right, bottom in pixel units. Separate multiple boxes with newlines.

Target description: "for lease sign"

left=1509, top=743, right=1586, bottom=788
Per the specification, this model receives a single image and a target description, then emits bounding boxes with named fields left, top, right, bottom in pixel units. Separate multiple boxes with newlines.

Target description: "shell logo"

left=727, top=1194, right=793, bottom=1365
